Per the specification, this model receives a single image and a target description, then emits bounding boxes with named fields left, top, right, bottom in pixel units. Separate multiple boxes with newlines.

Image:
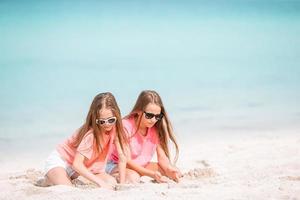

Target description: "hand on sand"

left=153, top=171, right=168, bottom=183
left=166, top=166, right=182, bottom=182
left=97, top=181, right=115, bottom=190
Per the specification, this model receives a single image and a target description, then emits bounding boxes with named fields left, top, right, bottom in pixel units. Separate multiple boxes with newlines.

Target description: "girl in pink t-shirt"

left=108, top=90, right=182, bottom=183
left=41, top=92, right=127, bottom=189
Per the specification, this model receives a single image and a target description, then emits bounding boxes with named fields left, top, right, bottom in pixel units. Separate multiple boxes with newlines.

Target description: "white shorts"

left=44, top=150, right=76, bottom=177
left=105, top=160, right=117, bottom=174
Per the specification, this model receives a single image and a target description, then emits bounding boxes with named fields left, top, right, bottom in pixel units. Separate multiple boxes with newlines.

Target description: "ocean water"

left=0, top=0, right=300, bottom=158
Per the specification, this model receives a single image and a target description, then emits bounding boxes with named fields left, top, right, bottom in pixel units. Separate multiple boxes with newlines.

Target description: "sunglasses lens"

left=155, top=114, right=163, bottom=120
left=145, top=113, right=154, bottom=119
left=108, top=118, right=116, bottom=124
left=97, top=117, right=116, bottom=125
left=144, top=111, right=163, bottom=120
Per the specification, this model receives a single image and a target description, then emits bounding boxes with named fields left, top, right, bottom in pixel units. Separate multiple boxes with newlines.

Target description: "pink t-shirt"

left=56, top=128, right=115, bottom=174
left=110, top=117, right=159, bottom=167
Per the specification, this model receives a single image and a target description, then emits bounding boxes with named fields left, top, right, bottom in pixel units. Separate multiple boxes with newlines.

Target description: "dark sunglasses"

left=96, top=117, right=117, bottom=125
left=143, top=111, right=163, bottom=121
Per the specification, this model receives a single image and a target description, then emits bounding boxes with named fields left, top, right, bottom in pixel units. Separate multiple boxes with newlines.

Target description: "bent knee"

left=107, top=175, right=117, bottom=185
left=126, top=170, right=140, bottom=184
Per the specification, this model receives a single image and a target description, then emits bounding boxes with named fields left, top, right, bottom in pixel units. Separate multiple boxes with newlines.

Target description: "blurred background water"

left=0, top=0, right=300, bottom=163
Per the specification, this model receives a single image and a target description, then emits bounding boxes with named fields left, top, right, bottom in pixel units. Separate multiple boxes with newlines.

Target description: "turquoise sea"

left=0, top=0, right=299, bottom=161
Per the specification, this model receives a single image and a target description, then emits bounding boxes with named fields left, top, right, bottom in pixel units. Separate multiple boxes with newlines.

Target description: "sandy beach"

left=0, top=131, right=299, bottom=200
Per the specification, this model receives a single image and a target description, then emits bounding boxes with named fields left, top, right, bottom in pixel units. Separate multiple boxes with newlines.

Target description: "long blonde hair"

left=125, top=90, right=179, bottom=164
left=72, top=92, right=126, bottom=154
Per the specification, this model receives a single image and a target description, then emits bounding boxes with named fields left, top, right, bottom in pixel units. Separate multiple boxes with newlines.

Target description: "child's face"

left=140, top=103, right=162, bottom=128
left=98, top=108, right=116, bottom=132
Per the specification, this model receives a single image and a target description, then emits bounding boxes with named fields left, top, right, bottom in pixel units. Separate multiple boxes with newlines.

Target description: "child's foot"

left=34, top=177, right=51, bottom=187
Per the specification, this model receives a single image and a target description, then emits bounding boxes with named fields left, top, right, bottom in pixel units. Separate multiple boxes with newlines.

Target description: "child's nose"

left=151, top=117, right=157, bottom=123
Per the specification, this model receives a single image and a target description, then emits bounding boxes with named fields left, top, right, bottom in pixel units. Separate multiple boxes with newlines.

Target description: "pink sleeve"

left=154, top=130, right=160, bottom=144
left=76, top=133, right=94, bottom=160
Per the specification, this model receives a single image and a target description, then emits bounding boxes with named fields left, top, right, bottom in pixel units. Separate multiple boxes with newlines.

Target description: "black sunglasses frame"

left=143, top=111, right=164, bottom=121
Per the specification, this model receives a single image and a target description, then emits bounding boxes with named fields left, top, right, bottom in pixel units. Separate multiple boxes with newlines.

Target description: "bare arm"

left=72, top=153, right=114, bottom=189
left=156, top=144, right=171, bottom=171
left=126, top=159, right=155, bottom=177
left=157, top=144, right=181, bottom=182
left=114, top=138, right=126, bottom=184
left=126, top=158, right=166, bottom=183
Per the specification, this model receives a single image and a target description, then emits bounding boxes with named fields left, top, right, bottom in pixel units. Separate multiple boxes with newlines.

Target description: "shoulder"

left=81, top=129, right=95, bottom=144
left=122, top=117, right=133, bottom=128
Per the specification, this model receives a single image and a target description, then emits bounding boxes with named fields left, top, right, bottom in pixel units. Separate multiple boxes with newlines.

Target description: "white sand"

left=0, top=131, right=299, bottom=200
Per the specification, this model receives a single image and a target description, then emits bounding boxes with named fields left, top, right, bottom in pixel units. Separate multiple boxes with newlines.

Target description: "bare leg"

left=110, top=167, right=141, bottom=184
left=124, top=168, right=140, bottom=184
left=111, top=164, right=164, bottom=184
left=145, top=162, right=166, bottom=175
left=95, top=172, right=117, bottom=186
left=46, top=167, right=72, bottom=186
left=110, top=166, right=120, bottom=182
left=35, top=176, right=52, bottom=187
